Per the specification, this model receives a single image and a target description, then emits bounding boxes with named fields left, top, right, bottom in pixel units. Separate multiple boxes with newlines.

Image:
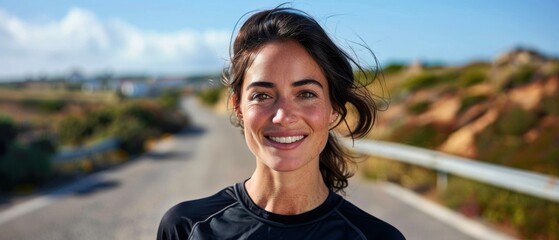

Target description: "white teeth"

left=269, top=136, right=304, bottom=144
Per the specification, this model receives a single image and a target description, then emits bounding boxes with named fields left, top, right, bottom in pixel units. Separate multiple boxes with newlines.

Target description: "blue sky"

left=0, top=0, right=557, bottom=79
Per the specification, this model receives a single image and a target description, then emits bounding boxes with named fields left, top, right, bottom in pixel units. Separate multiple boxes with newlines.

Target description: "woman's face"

left=237, top=40, right=337, bottom=173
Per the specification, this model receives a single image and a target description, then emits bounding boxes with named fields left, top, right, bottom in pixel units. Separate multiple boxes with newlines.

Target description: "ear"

left=329, top=110, right=339, bottom=124
left=232, top=94, right=242, bottom=119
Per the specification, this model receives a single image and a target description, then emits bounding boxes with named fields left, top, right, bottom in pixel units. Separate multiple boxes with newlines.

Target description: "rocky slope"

left=374, top=49, right=559, bottom=176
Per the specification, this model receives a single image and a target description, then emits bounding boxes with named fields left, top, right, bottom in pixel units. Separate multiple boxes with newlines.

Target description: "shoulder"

left=337, top=199, right=405, bottom=240
left=157, top=186, right=237, bottom=240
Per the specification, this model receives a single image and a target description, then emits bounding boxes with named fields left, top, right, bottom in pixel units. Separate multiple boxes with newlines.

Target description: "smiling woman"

left=158, top=6, right=405, bottom=240
left=239, top=40, right=335, bottom=175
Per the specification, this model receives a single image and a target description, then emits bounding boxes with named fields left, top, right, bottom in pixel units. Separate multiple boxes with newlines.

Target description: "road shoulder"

left=348, top=177, right=517, bottom=240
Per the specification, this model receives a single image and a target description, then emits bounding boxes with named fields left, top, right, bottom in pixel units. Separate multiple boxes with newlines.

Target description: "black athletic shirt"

left=157, top=182, right=405, bottom=240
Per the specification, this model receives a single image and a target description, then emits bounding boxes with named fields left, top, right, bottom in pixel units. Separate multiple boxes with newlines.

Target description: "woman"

left=158, top=7, right=405, bottom=240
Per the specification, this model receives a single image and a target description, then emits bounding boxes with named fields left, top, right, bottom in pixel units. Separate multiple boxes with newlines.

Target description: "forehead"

left=244, top=40, right=327, bottom=85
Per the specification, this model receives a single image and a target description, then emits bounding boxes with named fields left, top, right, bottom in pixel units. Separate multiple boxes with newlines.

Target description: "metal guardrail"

left=52, top=138, right=120, bottom=164
left=347, top=139, right=559, bottom=203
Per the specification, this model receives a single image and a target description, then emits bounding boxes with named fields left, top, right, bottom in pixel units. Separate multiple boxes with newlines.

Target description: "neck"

left=245, top=162, right=329, bottom=215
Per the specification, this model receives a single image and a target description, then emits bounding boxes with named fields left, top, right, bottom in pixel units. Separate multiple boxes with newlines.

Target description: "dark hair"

left=224, top=7, right=382, bottom=193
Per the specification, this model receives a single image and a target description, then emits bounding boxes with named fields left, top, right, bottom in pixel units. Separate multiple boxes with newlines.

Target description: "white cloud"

left=0, top=7, right=231, bottom=78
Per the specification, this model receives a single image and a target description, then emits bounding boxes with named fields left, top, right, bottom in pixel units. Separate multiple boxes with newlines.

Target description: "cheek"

left=242, top=105, right=269, bottom=129
left=303, top=107, right=333, bottom=134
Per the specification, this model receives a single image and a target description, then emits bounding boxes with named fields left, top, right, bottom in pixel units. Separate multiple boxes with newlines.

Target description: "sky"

left=0, top=0, right=558, bottom=80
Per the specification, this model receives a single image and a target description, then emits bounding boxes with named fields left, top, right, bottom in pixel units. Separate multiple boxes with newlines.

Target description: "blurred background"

left=0, top=1, right=558, bottom=239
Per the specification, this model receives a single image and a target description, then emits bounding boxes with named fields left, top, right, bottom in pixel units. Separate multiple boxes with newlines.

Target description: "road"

left=0, top=97, right=488, bottom=240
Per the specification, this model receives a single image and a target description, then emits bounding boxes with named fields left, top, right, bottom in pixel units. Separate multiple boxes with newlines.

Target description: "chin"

left=265, top=155, right=314, bottom=173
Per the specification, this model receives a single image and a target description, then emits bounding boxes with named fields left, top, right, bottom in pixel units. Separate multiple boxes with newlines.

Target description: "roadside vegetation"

left=197, top=86, right=226, bottom=106
left=0, top=86, right=188, bottom=193
left=360, top=49, right=559, bottom=239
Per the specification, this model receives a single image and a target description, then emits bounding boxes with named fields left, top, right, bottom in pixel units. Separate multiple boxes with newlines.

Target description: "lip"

left=264, top=131, right=307, bottom=150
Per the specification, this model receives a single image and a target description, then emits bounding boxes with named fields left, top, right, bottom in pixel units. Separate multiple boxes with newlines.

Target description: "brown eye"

left=251, top=93, right=271, bottom=101
left=299, top=91, right=317, bottom=99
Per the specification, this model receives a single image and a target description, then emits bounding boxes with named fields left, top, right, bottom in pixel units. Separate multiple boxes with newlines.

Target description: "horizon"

left=1, top=46, right=556, bottom=83
left=1, top=1, right=558, bottom=80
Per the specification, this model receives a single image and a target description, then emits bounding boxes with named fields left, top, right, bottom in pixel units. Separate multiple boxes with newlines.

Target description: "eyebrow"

left=292, top=79, right=324, bottom=88
left=246, top=79, right=324, bottom=90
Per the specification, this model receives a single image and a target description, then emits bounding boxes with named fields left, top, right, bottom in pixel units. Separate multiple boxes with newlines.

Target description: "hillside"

left=373, top=48, right=559, bottom=176
left=358, top=49, right=559, bottom=239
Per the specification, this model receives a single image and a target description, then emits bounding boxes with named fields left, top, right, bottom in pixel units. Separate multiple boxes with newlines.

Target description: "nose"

left=272, top=99, right=297, bottom=125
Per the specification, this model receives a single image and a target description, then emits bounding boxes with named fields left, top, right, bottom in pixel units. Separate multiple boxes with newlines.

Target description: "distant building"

left=68, top=70, right=85, bottom=82
left=82, top=80, right=104, bottom=92
left=120, top=80, right=152, bottom=97
left=153, top=77, right=186, bottom=92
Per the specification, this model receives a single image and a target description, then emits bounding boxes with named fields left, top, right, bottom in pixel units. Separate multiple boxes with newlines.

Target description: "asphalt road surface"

left=0, top=97, right=488, bottom=240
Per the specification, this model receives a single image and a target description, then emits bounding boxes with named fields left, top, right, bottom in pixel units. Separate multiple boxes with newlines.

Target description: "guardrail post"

left=437, top=171, right=448, bottom=192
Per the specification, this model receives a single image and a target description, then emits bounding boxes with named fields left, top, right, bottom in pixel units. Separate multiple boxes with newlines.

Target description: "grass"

left=459, top=94, right=488, bottom=113
left=0, top=88, right=118, bottom=104
left=0, top=89, right=117, bottom=126
left=361, top=157, right=559, bottom=239
left=407, top=100, right=431, bottom=114
left=387, top=122, right=451, bottom=149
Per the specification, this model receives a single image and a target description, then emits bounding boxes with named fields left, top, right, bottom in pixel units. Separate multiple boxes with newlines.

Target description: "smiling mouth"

left=268, top=135, right=305, bottom=144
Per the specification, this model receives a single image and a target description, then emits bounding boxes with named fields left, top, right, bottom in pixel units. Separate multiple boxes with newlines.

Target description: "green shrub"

left=388, top=123, right=449, bottom=149
left=0, top=115, right=56, bottom=191
left=363, top=157, right=436, bottom=192
left=407, top=101, right=430, bottom=114
left=0, top=114, right=17, bottom=155
left=158, top=111, right=188, bottom=134
left=0, top=143, right=27, bottom=189
left=459, top=95, right=488, bottom=112
left=545, top=61, right=559, bottom=77
left=362, top=156, right=406, bottom=182
left=496, top=106, right=537, bottom=135
left=57, top=109, right=119, bottom=144
left=438, top=70, right=460, bottom=84
left=0, top=141, right=54, bottom=190
left=508, top=121, right=559, bottom=176
left=106, top=101, right=186, bottom=154
left=119, top=101, right=186, bottom=134
left=383, top=63, right=406, bottom=74
left=117, top=102, right=159, bottom=127
left=541, top=93, right=559, bottom=116
left=56, top=100, right=187, bottom=154
left=198, top=87, right=224, bottom=106
left=508, top=65, right=536, bottom=87
left=87, top=109, right=115, bottom=134
left=57, top=116, right=92, bottom=145
left=21, top=99, right=67, bottom=113
left=401, top=72, right=440, bottom=91
left=40, top=99, right=66, bottom=112
left=475, top=126, right=521, bottom=165
left=458, top=69, right=486, bottom=87
left=107, top=116, right=154, bottom=155
left=159, top=90, right=182, bottom=110
left=30, top=137, right=57, bottom=155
